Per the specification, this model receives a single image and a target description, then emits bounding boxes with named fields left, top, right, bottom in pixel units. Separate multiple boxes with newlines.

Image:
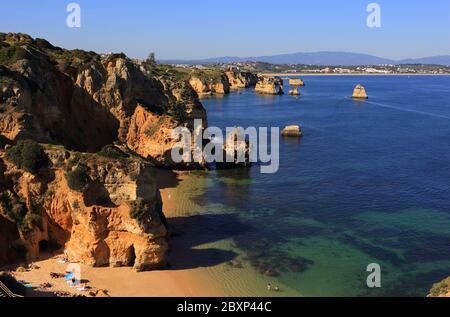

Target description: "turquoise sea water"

left=188, top=76, right=450, bottom=296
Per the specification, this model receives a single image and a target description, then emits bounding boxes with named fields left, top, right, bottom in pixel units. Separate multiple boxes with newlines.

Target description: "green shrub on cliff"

left=192, top=69, right=224, bottom=84
left=34, top=38, right=55, bottom=50
left=55, top=48, right=100, bottom=70
left=0, top=192, right=39, bottom=232
left=97, top=144, right=129, bottom=159
left=0, top=46, right=31, bottom=65
left=0, top=192, right=26, bottom=222
left=169, top=102, right=187, bottom=124
left=145, top=117, right=165, bottom=137
left=130, top=196, right=164, bottom=228
left=66, top=164, right=91, bottom=192
left=5, top=140, right=48, bottom=174
left=130, top=198, right=150, bottom=224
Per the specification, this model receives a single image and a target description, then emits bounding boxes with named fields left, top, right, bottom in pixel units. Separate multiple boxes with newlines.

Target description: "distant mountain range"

left=161, top=52, right=450, bottom=66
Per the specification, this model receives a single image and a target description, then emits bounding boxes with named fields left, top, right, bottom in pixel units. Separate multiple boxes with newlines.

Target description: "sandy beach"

left=6, top=171, right=222, bottom=297
left=9, top=256, right=224, bottom=297
left=7, top=170, right=296, bottom=297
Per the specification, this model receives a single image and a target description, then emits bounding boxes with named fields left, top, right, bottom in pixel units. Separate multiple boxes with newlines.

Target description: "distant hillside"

left=399, top=55, right=450, bottom=66
left=161, top=51, right=450, bottom=66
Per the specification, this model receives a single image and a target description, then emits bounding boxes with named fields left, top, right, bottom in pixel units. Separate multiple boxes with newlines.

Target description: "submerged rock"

left=352, top=84, right=368, bottom=99
left=262, top=269, right=280, bottom=277
left=281, top=125, right=303, bottom=137
left=288, top=88, right=300, bottom=96
left=226, top=260, right=244, bottom=269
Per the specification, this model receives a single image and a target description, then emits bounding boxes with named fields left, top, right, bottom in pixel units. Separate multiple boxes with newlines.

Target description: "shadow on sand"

left=154, top=168, right=182, bottom=190
left=167, top=213, right=252, bottom=270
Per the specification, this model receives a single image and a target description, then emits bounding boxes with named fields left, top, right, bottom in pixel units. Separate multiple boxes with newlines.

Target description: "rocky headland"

left=0, top=32, right=210, bottom=270
left=225, top=67, right=258, bottom=89
left=187, top=68, right=258, bottom=96
left=188, top=72, right=230, bottom=96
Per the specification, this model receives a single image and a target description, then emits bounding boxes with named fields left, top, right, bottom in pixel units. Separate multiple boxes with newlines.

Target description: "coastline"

left=260, top=72, right=450, bottom=77
left=9, top=170, right=298, bottom=297
left=8, top=171, right=225, bottom=297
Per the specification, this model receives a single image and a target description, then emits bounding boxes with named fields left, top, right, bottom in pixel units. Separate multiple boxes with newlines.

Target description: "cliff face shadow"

left=155, top=168, right=181, bottom=190
left=167, top=213, right=252, bottom=270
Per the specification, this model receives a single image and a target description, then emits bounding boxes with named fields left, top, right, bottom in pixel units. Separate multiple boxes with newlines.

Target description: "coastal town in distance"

left=168, top=61, right=450, bottom=76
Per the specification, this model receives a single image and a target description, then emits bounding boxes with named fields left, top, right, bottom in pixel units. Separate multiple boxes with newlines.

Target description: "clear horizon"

left=1, top=0, right=449, bottom=60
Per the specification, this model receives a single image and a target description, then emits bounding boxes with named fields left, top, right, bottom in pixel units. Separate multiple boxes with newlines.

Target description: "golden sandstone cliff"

left=188, top=74, right=230, bottom=96
left=0, top=32, right=206, bottom=269
left=255, top=76, right=284, bottom=95
left=187, top=67, right=258, bottom=96
left=225, top=68, right=258, bottom=89
left=0, top=147, right=167, bottom=270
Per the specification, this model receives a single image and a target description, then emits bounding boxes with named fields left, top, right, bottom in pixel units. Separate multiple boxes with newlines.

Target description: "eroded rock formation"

left=282, top=125, right=303, bottom=137
left=225, top=68, right=258, bottom=89
left=0, top=148, right=168, bottom=271
left=429, top=276, right=450, bottom=297
left=0, top=32, right=207, bottom=168
left=0, top=32, right=210, bottom=269
left=255, top=76, right=284, bottom=95
left=216, top=128, right=252, bottom=169
left=0, top=214, right=22, bottom=266
left=189, top=75, right=230, bottom=96
left=288, top=88, right=300, bottom=96
left=289, top=78, right=305, bottom=86
left=352, top=84, right=368, bottom=99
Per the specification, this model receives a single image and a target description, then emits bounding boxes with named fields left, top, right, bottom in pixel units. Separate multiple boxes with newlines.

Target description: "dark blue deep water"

left=196, top=76, right=450, bottom=296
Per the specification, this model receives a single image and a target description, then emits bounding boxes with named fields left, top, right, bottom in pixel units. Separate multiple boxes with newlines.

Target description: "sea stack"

left=282, top=125, right=303, bottom=137
left=216, top=128, right=252, bottom=169
left=289, top=78, right=305, bottom=86
left=289, top=88, right=300, bottom=96
left=255, top=76, right=284, bottom=95
left=352, top=84, right=368, bottom=99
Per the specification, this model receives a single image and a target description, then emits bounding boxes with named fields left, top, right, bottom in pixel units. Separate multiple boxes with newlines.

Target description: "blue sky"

left=1, top=0, right=449, bottom=60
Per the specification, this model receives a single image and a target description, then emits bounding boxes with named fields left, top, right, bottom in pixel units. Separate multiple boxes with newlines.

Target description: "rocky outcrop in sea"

left=352, top=84, right=368, bottom=99
left=255, top=76, right=284, bottom=95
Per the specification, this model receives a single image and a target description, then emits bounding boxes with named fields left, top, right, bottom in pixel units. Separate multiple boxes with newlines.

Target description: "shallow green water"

left=178, top=76, right=450, bottom=296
